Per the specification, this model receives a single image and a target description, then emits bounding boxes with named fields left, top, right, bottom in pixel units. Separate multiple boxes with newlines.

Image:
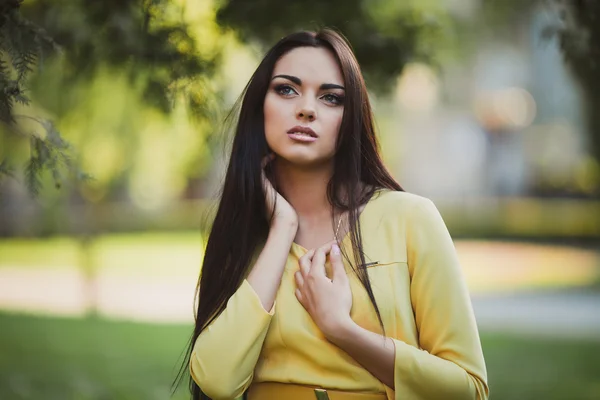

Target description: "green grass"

left=0, top=236, right=82, bottom=268
left=0, top=312, right=193, bottom=400
left=0, top=232, right=205, bottom=277
left=1, top=312, right=599, bottom=400
left=483, top=333, right=600, bottom=400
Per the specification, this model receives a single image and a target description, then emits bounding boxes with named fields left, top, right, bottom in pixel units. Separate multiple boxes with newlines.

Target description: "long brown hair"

left=174, top=28, right=403, bottom=400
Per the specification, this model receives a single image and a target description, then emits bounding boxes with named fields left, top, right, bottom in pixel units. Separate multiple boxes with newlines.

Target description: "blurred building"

left=393, top=2, right=589, bottom=200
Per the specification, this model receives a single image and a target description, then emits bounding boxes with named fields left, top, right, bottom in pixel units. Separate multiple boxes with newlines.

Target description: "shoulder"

left=371, top=190, right=456, bottom=266
left=370, top=189, right=447, bottom=235
left=371, top=189, right=437, bottom=216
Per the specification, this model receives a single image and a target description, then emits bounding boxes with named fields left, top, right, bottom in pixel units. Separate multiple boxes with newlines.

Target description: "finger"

left=298, top=249, right=314, bottom=276
left=261, top=154, right=275, bottom=186
left=317, top=240, right=336, bottom=254
left=309, top=240, right=336, bottom=277
left=295, top=288, right=304, bottom=305
left=261, top=157, right=277, bottom=212
left=294, top=270, right=304, bottom=289
left=310, top=245, right=329, bottom=276
left=261, top=167, right=273, bottom=190
left=261, top=175, right=273, bottom=197
left=330, top=243, right=348, bottom=284
left=261, top=153, right=275, bottom=169
left=323, top=239, right=337, bottom=250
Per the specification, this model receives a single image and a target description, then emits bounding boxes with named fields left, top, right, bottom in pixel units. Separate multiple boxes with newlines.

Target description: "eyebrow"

left=271, top=74, right=345, bottom=91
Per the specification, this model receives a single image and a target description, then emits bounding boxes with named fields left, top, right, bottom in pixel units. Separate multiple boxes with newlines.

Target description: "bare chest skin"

left=292, top=203, right=366, bottom=250
left=293, top=217, right=336, bottom=250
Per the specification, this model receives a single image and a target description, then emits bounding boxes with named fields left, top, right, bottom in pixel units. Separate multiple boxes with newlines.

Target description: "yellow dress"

left=190, top=189, right=489, bottom=400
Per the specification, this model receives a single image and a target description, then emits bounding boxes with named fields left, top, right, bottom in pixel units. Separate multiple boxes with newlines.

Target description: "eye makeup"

left=273, top=83, right=297, bottom=96
left=321, top=93, right=344, bottom=105
left=271, top=75, right=345, bottom=106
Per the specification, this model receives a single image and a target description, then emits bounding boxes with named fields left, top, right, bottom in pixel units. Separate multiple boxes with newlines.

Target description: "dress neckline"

left=290, top=188, right=388, bottom=255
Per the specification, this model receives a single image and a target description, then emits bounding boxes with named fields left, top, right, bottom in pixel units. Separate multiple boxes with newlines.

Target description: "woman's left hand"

left=294, top=241, right=353, bottom=340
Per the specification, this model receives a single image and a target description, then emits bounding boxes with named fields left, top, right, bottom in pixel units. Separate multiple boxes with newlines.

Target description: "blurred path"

left=0, top=266, right=196, bottom=323
left=0, top=265, right=599, bottom=340
left=472, top=290, right=600, bottom=339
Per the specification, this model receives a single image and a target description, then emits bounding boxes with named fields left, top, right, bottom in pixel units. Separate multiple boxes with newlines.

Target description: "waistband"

left=246, top=382, right=388, bottom=400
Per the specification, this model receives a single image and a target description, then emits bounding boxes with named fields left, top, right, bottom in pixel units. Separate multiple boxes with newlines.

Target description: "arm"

left=326, top=322, right=396, bottom=388
left=392, top=198, right=489, bottom=399
left=189, top=218, right=297, bottom=399
left=329, top=198, right=488, bottom=400
left=246, top=217, right=298, bottom=310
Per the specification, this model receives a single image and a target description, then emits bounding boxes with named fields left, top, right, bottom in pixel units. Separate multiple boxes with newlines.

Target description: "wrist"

left=271, top=215, right=298, bottom=230
left=324, top=317, right=357, bottom=346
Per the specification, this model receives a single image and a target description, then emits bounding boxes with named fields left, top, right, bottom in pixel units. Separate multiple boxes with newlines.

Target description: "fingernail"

left=332, top=243, right=340, bottom=255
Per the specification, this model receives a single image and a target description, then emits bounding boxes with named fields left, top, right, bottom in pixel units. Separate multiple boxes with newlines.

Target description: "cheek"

left=323, top=108, right=344, bottom=147
left=263, top=94, right=287, bottom=146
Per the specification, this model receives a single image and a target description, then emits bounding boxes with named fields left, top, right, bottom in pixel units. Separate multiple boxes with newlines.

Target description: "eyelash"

left=274, top=84, right=344, bottom=106
left=275, top=84, right=296, bottom=97
left=322, top=93, right=344, bottom=105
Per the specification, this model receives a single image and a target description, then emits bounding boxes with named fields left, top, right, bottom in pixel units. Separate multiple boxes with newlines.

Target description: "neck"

left=274, top=158, right=334, bottom=221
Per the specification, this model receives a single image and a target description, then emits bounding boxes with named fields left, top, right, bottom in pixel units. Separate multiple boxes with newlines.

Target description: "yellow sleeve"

left=391, top=198, right=489, bottom=400
left=190, top=279, right=275, bottom=400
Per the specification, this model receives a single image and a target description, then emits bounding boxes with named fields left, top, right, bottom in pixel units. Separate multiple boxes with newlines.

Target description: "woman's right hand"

left=262, top=153, right=298, bottom=227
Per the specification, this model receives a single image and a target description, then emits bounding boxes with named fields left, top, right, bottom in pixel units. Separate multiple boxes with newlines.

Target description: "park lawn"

left=0, top=232, right=205, bottom=277
left=0, top=312, right=599, bottom=400
left=0, top=311, right=192, bottom=400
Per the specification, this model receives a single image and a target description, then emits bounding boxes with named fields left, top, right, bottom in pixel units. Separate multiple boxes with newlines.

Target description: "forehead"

left=272, top=47, right=343, bottom=85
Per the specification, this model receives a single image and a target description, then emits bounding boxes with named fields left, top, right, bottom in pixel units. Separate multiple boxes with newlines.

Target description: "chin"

left=275, top=148, right=333, bottom=168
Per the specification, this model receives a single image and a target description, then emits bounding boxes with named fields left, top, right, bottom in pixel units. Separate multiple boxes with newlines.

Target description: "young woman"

left=179, top=29, right=489, bottom=400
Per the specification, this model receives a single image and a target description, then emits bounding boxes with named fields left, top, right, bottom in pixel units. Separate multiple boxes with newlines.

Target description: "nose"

left=296, top=102, right=316, bottom=122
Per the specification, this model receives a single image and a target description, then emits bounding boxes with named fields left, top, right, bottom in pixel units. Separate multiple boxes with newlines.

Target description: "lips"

left=287, top=126, right=318, bottom=138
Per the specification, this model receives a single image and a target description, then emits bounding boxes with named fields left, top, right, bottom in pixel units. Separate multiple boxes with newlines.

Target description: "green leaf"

left=24, top=155, right=41, bottom=196
left=0, top=159, right=15, bottom=178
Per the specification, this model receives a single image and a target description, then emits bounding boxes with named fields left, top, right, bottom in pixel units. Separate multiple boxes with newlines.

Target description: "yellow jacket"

left=190, top=190, right=489, bottom=400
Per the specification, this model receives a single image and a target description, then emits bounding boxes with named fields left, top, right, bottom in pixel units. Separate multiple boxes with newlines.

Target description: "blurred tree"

left=0, top=0, right=225, bottom=316
left=548, top=0, right=600, bottom=162
left=21, top=0, right=217, bottom=114
left=216, top=0, right=453, bottom=94
left=0, top=0, right=80, bottom=195
left=0, top=0, right=220, bottom=195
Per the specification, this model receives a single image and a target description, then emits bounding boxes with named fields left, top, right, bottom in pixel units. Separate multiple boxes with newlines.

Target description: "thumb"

left=330, top=243, right=347, bottom=283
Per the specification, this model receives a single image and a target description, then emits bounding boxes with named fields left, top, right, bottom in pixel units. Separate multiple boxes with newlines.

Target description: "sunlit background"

left=0, top=0, right=599, bottom=399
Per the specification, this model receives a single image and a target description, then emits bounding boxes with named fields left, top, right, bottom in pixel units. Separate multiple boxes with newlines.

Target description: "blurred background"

left=1, top=0, right=599, bottom=399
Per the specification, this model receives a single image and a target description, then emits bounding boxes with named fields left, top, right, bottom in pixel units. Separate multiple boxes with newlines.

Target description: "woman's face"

left=264, top=46, right=345, bottom=168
